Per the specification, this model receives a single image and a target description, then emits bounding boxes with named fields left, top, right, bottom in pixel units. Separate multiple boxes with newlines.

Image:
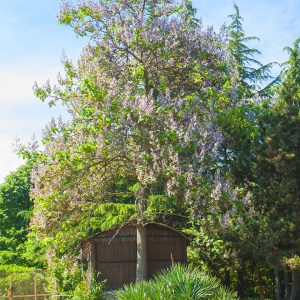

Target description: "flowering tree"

left=30, top=0, right=231, bottom=282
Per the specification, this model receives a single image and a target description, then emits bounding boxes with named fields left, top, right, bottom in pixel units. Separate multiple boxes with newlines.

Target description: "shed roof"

left=81, top=220, right=191, bottom=245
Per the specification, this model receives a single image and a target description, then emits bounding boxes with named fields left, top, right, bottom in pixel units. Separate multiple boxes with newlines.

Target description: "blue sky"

left=0, top=0, right=299, bottom=182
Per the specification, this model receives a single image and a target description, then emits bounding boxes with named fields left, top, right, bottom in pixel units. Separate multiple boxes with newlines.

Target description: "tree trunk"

left=87, top=243, right=96, bottom=289
left=274, top=268, right=281, bottom=300
left=136, top=224, right=147, bottom=282
left=237, top=262, right=246, bottom=298
left=224, top=269, right=231, bottom=288
left=284, top=269, right=290, bottom=300
left=135, top=184, right=148, bottom=282
left=290, top=269, right=300, bottom=300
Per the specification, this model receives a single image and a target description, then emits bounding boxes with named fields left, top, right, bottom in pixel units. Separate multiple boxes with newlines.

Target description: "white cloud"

left=0, top=65, right=68, bottom=183
left=0, top=0, right=85, bottom=183
left=0, top=74, right=37, bottom=106
left=0, top=137, right=24, bottom=182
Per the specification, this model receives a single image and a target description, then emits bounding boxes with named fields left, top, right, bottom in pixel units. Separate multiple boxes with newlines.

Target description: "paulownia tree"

left=28, top=0, right=232, bottom=282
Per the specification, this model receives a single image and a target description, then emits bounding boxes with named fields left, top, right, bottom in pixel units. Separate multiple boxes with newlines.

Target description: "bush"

left=116, top=264, right=238, bottom=300
left=71, top=277, right=104, bottom=300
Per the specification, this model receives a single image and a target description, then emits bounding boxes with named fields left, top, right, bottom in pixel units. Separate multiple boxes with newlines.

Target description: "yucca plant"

left=115, top=282, right=150, bottom=300
left=116, top=264, right=238, bottom=300
left=154, top=264, right=217, bottom=299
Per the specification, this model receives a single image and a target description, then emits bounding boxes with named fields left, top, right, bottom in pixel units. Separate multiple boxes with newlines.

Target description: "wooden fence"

left=0, top=270, right=68, bottom=299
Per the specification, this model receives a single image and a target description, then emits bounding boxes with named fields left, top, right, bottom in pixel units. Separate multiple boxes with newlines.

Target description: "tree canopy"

left=0, top=163, right=32, bottom=265
left=30, top=0, right=232, bottom=254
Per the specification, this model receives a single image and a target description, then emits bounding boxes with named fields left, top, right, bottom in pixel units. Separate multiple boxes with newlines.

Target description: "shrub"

left=116, top=264, right=238, bottom=300
left=71, top=275, right=104, bottom=300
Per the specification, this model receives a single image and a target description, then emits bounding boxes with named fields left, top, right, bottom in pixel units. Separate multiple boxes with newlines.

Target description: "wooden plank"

left=147, top=230, right=187, bottom=279
left=148, top=239, right=183, bottom=260
left=98, top=262, right=136, bottom=290
left=96, top=238, right=136, bottom=263
left=147, top=224, right=180, bottom=237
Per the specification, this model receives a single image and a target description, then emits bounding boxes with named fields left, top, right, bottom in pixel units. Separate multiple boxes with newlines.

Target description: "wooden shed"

left=81, top=222, right=189, bottom=290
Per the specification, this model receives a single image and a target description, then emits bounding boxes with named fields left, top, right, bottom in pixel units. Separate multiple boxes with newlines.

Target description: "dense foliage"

left=0, top=163, right=32, bottom=265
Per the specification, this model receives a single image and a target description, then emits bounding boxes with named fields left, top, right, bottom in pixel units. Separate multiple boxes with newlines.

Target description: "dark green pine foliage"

left=212, top=38, right=300, bottom=298
left=199, top=5, right=284, bottom=297
left=280, top=38, right=300, bottom=109
left=0, top=163, right=32, bottom=265
left=246, top=38, right=300, bottom=268
left=227, top=3, right=277, bottom=98
left=221, top=3, right=279, bottom=189
left=239, top=38, right=300, bottom=299
left=264, top=38, right=300, bottom=256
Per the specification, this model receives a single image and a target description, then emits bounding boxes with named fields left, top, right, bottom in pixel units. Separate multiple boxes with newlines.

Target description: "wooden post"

left=171, top=253, right=174, bottom=266
left=8, top=272, right=13, bottom=300
left=284, top=269, right=291, bottom=300
left=135, top=184, right=148, bottom=283
left=34, top=272, right=37, bottom=300
left=237, top=262, right=246, bottom=299
left=274, top=268, right=281, bottom=300
left=87, top=243, right=96, bottom=289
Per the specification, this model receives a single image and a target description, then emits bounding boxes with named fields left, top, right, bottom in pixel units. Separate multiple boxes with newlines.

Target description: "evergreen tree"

left=265, top=38, right=300, bottom=300
left=190, top=5, right=282, bottom=297
left=227, top=3, right=277, bottom=99
left=235, top=38, right=300, bottom=299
